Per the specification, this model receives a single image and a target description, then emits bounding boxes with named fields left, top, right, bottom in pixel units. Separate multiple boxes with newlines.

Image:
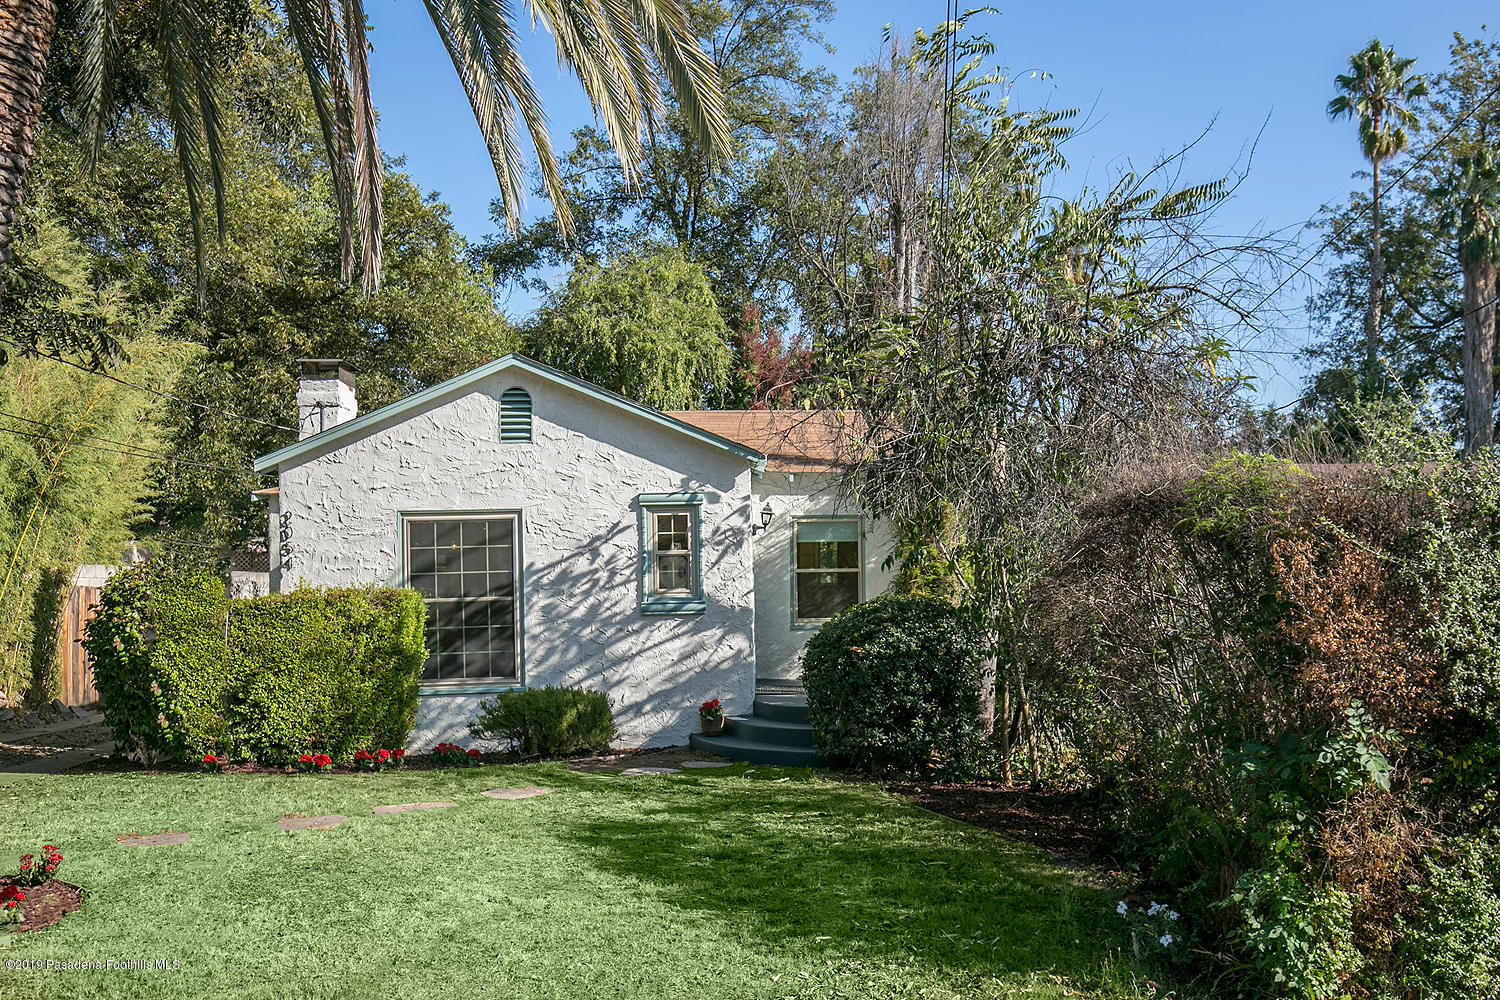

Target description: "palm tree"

left=1433, top=150, right=1500, bottom=453
left=1328, top=39, right=1427, bottom=368
left=0, top=0, right=729, bottom=295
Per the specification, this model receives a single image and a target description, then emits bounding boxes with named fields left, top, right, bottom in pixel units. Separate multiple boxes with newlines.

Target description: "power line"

left=0, top=407, right=250, bottom=473
left=1248, top=72, right=1500, bottom=321
left=0, top=337, right=296, bottom=433
left=0, top=416, right=252, bottom=476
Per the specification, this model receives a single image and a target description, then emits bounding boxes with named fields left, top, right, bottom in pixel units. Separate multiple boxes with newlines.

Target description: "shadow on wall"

left=416, top=510, right=754, bottom=750
left=559, top=771, right=1123, bottom=985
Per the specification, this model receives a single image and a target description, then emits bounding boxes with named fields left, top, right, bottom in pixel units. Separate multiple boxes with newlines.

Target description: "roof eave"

left=252, top=354, right=766, bottom=473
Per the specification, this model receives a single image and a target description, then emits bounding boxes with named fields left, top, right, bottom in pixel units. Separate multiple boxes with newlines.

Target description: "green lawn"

left=0, top=764, right=1138, bottom=999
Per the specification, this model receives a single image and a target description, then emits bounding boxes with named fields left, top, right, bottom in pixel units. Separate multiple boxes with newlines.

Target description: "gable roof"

left=253, top=354, right=766, bottom=473
left=666, top=410, right=857, bottom=474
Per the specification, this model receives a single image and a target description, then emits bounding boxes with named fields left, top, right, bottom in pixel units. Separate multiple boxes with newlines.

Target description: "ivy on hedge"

left=84, top=565, right=425, bottom=764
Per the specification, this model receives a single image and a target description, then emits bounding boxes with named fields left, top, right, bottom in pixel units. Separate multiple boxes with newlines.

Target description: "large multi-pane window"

left=793, top=518, right=862, bottom=624
left=405, top=515, right=519, bottom=681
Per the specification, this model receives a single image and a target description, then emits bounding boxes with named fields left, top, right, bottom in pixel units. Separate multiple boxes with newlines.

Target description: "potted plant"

left=698, top=699, right=725, bottom=735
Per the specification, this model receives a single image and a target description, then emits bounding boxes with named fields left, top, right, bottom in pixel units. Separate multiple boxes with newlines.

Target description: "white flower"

left=1146, top=902, right=1163, bottom=916
left=1159, top=933, right=1174, bottom=947
left=1116, top=901, right=1129, bottom=916
left=1168, top=909, right=1180, bottom=921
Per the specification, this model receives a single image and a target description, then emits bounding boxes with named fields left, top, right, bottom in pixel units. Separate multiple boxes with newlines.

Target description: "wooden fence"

left=53, top=579, right=105, bottom=708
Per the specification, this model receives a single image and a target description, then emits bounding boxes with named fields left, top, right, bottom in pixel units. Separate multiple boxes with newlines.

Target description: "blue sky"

left=363, top=1, right=1497, bottom=405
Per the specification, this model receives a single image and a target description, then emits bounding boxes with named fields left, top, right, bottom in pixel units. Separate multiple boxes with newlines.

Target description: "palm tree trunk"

left=0, top=0, right=54, bottom=273
left=1463, top=257, right=1497, bottom=454
left=1366, top=160, right=1384, bottom=368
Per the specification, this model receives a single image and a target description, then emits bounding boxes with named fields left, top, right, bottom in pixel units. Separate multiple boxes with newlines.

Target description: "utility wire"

left=0, top=336, right=296, bottom=432
left=1246, top=73, right=1500, bottom=320
left=0, top=417, right=253, bottom=474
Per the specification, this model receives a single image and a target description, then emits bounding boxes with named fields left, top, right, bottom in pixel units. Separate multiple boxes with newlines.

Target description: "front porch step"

left=688, top=693, right=820, bottom=766
left=688, top=731, right=819, bottom=767
left=725, top=715, right=815, bottom=748
left=751, top=695, right=810, bottom=724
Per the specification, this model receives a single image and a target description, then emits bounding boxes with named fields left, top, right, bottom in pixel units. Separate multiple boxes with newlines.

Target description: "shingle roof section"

left=665, top=410, right=857, bottom=473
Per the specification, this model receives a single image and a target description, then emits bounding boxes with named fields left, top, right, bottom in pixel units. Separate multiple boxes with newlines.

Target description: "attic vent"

left=500, top=387, right=532, bottom=442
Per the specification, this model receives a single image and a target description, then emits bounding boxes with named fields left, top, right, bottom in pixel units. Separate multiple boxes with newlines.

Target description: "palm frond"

left=343, top=0, right=383, bottom=294
left=77, top=0, right=119, bottom=168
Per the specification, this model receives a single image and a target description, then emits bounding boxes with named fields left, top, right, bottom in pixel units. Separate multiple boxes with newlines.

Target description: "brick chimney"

left=296, top=359, right=358, bottom=440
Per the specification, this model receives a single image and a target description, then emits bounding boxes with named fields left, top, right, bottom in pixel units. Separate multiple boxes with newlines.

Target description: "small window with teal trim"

left=500, top=387, right=532, bottom=442
left=793, top=518, right=862, bottom=624
left=638, top=494, right=706, bottom=614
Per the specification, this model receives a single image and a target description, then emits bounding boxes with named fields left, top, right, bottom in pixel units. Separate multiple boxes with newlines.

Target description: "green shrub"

left=1229, top=847, right=1360, bottom=999
left=468, top=687, right=615, bottom=757
left=1398, top=839, right=1500, bottom=1000
left=802, top=594, right=984, bottom=777
left=84, top=565, right=425, bottom=764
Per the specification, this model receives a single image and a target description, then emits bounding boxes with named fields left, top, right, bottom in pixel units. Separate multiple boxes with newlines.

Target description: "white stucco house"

left=252, top=356, right=893, bottom=752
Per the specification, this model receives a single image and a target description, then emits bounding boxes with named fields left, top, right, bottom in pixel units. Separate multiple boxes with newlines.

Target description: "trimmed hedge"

left=803, top=594, right=985, bottom=776
left=468, top=686, right=615, bottom=757
left=84, top=565, right=425, bottom=764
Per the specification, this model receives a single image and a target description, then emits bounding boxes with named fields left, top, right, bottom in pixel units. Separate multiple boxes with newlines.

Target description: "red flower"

left=298, top=755, right=313, bottom=763
left=4, top=901, right=14, bottom=909
left=202, top=754, right=219, bottom=764
left=377, top=749, right=390, bottom=760
left=467, top=749, right=481, bottom=758
left=355, top=750, right=371, bottom=760
left=41, top=845, right=55, bottom=852
left=394, top=748, right=405, bottom=758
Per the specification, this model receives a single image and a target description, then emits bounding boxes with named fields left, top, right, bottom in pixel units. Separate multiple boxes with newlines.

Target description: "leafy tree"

left=1327, top=39, right=1428, bottom=367
left=1431, top=150, right=1500, bottom=452
left=824, top=16, right=1274, bottom=779
left=521, top=246, right=730, bottom=409
left=476, top=0, right=834, bottom=326
left=0, top=0, right=730, bottom=295
left=24, top=19, right=517, bottom=548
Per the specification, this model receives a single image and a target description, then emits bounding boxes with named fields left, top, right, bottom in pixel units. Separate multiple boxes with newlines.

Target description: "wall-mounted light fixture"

left=751, top=502, right=774, bottom=535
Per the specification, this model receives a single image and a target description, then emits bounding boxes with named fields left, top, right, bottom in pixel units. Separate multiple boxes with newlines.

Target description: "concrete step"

left=751, top=695, right=810, bottom=724
left=688, top=731, right=820, bottom=767
left=725, top=715, right=815, bottom=748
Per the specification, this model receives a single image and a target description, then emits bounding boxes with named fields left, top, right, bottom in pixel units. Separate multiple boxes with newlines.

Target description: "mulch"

left=883, top=781, right=1126, bottom=875
left=0, top=877, right=82, bottom=933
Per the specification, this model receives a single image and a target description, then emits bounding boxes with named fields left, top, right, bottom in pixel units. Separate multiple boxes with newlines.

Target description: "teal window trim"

left=638, top=494, right=707, bottom=615
left=789, top=515, right=865, bottom=630
left=419, top=682, right=526, bottom=698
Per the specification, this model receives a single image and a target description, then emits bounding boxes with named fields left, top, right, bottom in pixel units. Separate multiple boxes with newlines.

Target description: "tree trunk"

left=978, top=637, right=998, bottom=734
left=1462, top=256, right=1497, bottom=454
left=0, top=0, right=54, bottom=274
left=1366, top=159, right=1384, bottom=368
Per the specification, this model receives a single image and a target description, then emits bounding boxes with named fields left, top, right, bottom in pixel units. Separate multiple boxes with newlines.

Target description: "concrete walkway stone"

left=116, top=832, right=190, bottom=847
left=372, top=801, right=458, bottom=815
left=681, top=761, right=731, bottom=769
left=481, top=786, right=549, bottom=800
left=277, top=814, right=347, bottom=831
left=619, top=766, right=681, bottom=776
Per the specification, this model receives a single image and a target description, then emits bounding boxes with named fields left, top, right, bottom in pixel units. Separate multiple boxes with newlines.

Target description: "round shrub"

left=468, top=686, right=615, bottom=757
left=803, top=594, right=985, bottom=776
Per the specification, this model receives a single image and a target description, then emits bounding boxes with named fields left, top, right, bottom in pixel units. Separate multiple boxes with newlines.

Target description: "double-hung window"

left=792, top=518, right=862, bottom=625
left=638, top=494, right=706, bottom=614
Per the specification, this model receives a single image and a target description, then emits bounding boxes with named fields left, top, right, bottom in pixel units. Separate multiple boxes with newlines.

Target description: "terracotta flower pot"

left=699, top=715, right=725, bottom=735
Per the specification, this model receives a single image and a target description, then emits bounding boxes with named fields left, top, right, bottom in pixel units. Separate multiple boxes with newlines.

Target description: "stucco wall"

left=270, top=368, right=757, bottom=748
left=751, top=472, right=895, bottom=681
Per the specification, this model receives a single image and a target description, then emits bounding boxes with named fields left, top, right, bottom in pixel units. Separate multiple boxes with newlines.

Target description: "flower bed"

left=3, top=846, right=79, bottom=933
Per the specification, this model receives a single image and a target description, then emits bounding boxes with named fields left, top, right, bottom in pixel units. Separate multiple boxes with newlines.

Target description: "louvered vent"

left=500, top=387, right=532, bottom=443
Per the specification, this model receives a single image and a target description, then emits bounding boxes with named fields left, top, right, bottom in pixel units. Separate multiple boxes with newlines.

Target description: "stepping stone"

left=619, top=766, right=681, bottom=776
left=681, top=760, right=731, bottom=769
left=116, top=832, right=190, bottom=847
left=277, top=814, right=346, bottom=832
left=372, top=801, right=458, bottom=815
left=481, top=786, right=549, bottom=800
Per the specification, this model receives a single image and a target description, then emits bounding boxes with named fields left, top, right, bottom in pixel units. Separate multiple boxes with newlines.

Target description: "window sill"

left=641, top=597, right=707, bottom=615
left=791, top=620, right=831, bottom=630
left=418, top=681, right=524, bottom=698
